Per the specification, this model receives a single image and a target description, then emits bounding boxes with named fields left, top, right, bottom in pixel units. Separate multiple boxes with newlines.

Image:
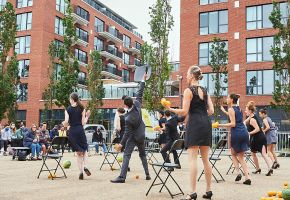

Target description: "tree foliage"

left=87, top=51, right=105, bottom=123
left=269, top=1, right=290, bottom=114
left=209, top=37, right=228, bottom=121
left=0, top=3, right=19, bottom=122
left=143, top=0, right=173, bottom=114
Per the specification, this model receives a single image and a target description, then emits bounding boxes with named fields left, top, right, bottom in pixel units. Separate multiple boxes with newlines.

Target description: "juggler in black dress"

left=67, top=105, right=88, bottom=152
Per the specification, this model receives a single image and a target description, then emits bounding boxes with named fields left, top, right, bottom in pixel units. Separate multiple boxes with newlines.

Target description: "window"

left=76, top=27, right=88, bottom=42
left=15, top=36, right=31, bottom=54
left=54, top=64, right=61, bottom=80
left=54, top=40, right=63, bottom=57
left=16, top=12, right=32, bottom=31
left=123, top=52, right=130, bottom=65
left=200, top=10, right=228, bottom=35
left=17, top=83, right=28, bottom=102
left=78, top=72, right=86, bottom=85
left=199, top=41, right=228, bottom=66
left=134, top=58, right=141, bottom=66
left=76, top=6, right=89, bottom=21
left=75, top=49, right=87, bottom=64
left=246, top=37, right=273, bottom=62
left=77, top=87, right=89, bottom=99
left=18, top=59, right=29, bottom=78
left=55, top=17, right=64, bottom=36
left=135, top=42, right=141, bottom=50
left=200, top=73, right=228, bottom=95
left=0, top=0, right=6, bottom=11
left=247, top=3, right=288, bottom=30
left=123, top=35, right=131, bottom=48
left=16, top=0, right=33, bottom=8
left=122, top=69, right=130, bottom=82
left=171, top=63, right=180, bottom=71
left=56, top=0, right=66, bottom=14
left=40, top=109, right=64, bottom=125
left=94, top=37, right=103, bottom=51
left=95, top=17, right=104, bottom=32
left=16, top=110, right=26, bottom=125
left=200, top=0, right=227, bottom=5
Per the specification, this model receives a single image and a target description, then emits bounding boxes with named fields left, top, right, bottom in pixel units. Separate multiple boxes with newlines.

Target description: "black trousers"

left=3, top=140, right=10, bottom=152
left=160, top=140, right=180, bottom=165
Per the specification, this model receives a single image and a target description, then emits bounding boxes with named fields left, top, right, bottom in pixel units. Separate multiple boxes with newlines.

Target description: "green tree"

left=87, top=51, right=105, bottom=123
left=269, top=1, right=290, bottom=114
left=209, top=37, right=228, bottom=121
left=0, top=3, right=19, bottom=122
left=53, top=0, right=79, bottom=109
left=143, top=0, right=174, bottom=114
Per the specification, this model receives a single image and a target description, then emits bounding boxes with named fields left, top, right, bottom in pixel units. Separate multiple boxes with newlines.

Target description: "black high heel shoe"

left=272, top=161, right=277, bottom=169
left=274, top=163, right=280, bottom=169
left=266, top=169, right=273, bottom=176
left=180, top=193, right=197, bottom=200
left=243, top=179, right=251, bottom=185
left=252, top=169, right=261, bottom=174
left=203, top=191, right=213, bottom=199
left=235, top=174, right=242, bottom=182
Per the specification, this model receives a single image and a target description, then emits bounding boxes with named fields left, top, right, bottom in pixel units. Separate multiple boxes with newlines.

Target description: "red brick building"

left=180, top=0, right=289, bottom=128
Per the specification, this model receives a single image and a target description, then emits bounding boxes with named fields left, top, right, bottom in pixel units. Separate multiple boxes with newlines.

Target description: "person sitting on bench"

left=92, top=127, right=107, bottom=155
left=23, top=125, right=42, bottom=160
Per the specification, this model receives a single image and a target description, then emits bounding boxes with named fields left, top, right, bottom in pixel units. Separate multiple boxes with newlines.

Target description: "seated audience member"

left=50, top=125, right=59, bottom=140
left=23, top=125, right=41, bottom=160
left=11, top=124, right=25, bottom=147
left=39, top=123, right=50, bottom=154
left=92, top=127, right=107, bottom=155
left=1, top=125, right=12, bottom=156
left=58, top=125, right=67, bottom=137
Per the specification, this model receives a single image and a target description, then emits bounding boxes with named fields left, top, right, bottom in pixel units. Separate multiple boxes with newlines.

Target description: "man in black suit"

left=160, top=110, right=185, bottom=171
left=111, top=74, right=151, bottom=183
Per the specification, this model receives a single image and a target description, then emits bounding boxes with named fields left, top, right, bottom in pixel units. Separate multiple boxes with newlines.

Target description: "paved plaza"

left=0, top=152, right=289, bottom=200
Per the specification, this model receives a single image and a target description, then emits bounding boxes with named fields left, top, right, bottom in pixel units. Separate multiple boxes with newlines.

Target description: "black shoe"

left=110, top=177, right=125, bottom=183
left=252, top=169, right=261, bottom=174
left=243, top=179, right=251, bottom=185
left=202, top=191, right=213, bottom=199
left=176, top=164, right=181, bottom=169
left=146, top=175, right=151, bottom=180
left=79, top=173, right=84, bottom=180
left=266, top=169, right=273, bottom=176
left=84, top=167, right=91, bottom=176
left=127, top=167, right=131, bottom=172
left=235, top=174, right=242, bottom=182
left=181, top=193, right=197, bottom=200
left=274, top=162, right=280, bottom=169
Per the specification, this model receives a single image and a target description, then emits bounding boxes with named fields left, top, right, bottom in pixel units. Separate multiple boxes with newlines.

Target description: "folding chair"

left=226, top=150, right=256, bottom=175
left=198, top=138, right=227, bottom=183
left=145, top=139, right=160, bottom=163
left=146, top=139, right=184, bottom=199
left=99, top=138, right=121, bottom=170
left=37, top=137, right=68, bottom=180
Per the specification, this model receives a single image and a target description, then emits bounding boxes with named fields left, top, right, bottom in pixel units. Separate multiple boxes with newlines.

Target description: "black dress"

left=67, top=105, right=87, bottom=152
left=246, top=114, right=267, bottom=153
left=158, top=118, right=167, bottom=145
left=185, top=86, right=212, bottom=148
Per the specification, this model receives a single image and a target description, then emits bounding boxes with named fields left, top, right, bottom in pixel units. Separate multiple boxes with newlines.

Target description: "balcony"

left=101, top=64, right=123, bottom=81
left=74, top=38, right=89, bottom=47
left=128, top=46, right=141, bottom=55
left=128, top=59, right=142, bottom=69
left=97, top=25, right=123, bottom=44
left=100, top=45, right=123, bottom=63
left=71, top=13, right=89, bottom=26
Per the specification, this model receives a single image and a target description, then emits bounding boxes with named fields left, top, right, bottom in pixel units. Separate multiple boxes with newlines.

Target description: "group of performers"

left=62, top=65, right=280, bottom=200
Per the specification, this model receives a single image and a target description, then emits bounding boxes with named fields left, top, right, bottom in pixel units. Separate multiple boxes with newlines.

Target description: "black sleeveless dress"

left=246, top=114, right=267, bottom=153
left=185, top=86, right=212, bottom=148
left=67, top=105, right=88, bottom=152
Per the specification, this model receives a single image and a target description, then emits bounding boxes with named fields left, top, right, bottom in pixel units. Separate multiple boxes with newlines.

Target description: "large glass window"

left=56, top=0, right=66, bottom=14
left=18, top=59, right=29, bottom=78
left=94, top=37, right=103, bottom=51
left=39, top=109, right=64, bottom=126
left=54, top=40, right=63, bottom=57
left=16, top=12, right=32, bottom=31
left=95, top=17, right=104, bottom=32
left=78, top=72, right=86, bottom=85
left=0, top=0, right=6, bottom=11
left=247, top=3, right=288, bottom=30
left=122, top=69, right=130, bottom=82
left=54, top=64, right=62, bottom=80
left=16, top=0, right=33, bottom=8
left=199, top=41, right=228, bottom=66
left=200, top=10, right=228, bottom=35
left=135, top=42, right=142, bottom=50
left=200, top=0, right=227, bottom=5
left=123, top=52, right=130, bottom=65
left=246, top=37, right=273, bottom=62
left=123, top=35, right=131, bottom=48
left=75, top=49, right=87, bottom=64
left=55, top=17, right=64, bottom=36
left=17, top=83, right=28, bottom=102
left=76, top=6, right=89, bottom=21
left=76, top=27, right=88, bottom=42
left=15, top=36, right=31, bottom=54
left=200, top=73, right=228, bottom=95
left=16, top=110, right=26, bottom=125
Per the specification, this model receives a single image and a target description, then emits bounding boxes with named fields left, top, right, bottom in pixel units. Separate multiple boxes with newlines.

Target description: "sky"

left=98, top=0, right=180, bottom=62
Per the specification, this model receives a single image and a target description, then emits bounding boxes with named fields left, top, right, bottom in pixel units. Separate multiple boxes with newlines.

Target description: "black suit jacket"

left=120, top=82, right=146, bottom=146
left=165, top=115, right=185, bottom=142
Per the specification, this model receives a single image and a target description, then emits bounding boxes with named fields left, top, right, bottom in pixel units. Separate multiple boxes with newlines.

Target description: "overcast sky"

left=98, top=0, right=180, bottom=62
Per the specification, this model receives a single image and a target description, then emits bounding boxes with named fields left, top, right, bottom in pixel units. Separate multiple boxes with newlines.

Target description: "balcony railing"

left=128, top=45, right=141, bottom=55
left=71, top=13, right=89, bottom=26
left=128, top=59, right=142, bottom=69
left=101, top=65, right=123, bottom=81
left=99, top=45, right=123, bottom=63
left=97, top=25, right=123, bottom=44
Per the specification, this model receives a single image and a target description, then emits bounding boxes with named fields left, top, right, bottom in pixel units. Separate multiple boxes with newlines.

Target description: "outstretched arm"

left=135, top=73, right=147, bottom=107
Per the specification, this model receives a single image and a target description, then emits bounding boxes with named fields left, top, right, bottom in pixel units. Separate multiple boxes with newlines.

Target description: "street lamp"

left=177, top=75, right=183, bottom=108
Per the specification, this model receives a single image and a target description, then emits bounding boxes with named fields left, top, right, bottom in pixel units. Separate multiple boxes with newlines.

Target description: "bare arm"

left=82, top=109, right=90, bottom=126
left=262, top=118, right=270, bottom=133
left=207, top=95, right=214, bottom=116
left=169, top=88, right=192, bottom=116
left=219, top=108, right=236, bottom=128
left=63, top=110, right=69, bottom=127
left=248, top=118, right=260, bottom=135
left=220, top=106, right=229, bottom=116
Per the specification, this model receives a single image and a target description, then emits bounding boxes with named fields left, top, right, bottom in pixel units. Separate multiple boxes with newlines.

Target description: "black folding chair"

left=100, top=138, right=121, bottom=170
left=146, top=139, right=184, bottom=199
left=226, top=150, right=256, bottom=175
left=145, top=139, right=160, bottom=163
left=37, top=137, right=68, bottom=180
left=198, top=138, right=227, bottom=183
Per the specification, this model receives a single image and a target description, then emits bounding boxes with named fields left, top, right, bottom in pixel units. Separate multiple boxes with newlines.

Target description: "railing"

left=103, top=45, right=123, bottom=59
left=106, top=25, right=123, bottom=41
left=103, top=65, right=122, bottom=77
